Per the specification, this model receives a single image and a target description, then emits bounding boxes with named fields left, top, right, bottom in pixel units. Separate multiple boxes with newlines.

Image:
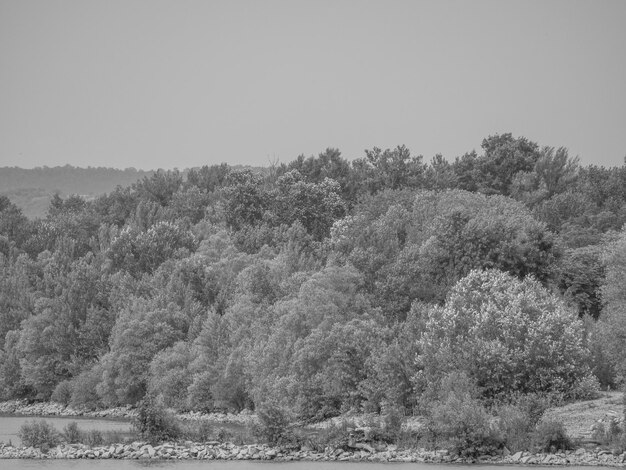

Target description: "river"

left=0, top=415, right=132, bottom=447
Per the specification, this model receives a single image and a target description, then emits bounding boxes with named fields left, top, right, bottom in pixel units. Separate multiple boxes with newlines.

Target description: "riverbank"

left=1, top=440, right=626, bottom=466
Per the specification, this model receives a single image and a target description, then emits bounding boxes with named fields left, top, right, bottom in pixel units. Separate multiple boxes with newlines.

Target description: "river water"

left=0, top=415, right=132, bottom=447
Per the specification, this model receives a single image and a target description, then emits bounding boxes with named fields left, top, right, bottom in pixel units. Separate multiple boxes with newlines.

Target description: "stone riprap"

left=1, top=441, right=626, bottom=465
left=0, top=400, right=253, bottom=425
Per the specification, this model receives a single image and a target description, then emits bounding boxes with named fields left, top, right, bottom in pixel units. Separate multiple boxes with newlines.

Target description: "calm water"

left=0, top=415, right=132, bottom=447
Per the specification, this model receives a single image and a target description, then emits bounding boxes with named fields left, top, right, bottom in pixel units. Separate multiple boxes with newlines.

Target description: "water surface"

left=0, top=415, right=132, bottom=447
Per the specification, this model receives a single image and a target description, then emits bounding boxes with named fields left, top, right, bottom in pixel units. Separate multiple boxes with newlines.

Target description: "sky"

left=1, top=0, right=625, bottom=170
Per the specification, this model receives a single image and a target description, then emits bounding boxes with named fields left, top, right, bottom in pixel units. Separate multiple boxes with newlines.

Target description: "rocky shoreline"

left=1, top=440, right=626, bottom=465
left=0, top=400, right=254, bottom=425
left=1, top=400, right=626, bottom=465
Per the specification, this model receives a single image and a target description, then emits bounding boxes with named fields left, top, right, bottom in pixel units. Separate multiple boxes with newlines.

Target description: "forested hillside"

left=0, top=166, right=152, bottom=219
left=0, top=134, right=625, bottom=425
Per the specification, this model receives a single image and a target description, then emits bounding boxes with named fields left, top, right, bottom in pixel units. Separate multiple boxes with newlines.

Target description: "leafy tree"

left=411, top=190, right=558, bottom=302
left=0, top=254, right=34, bottom=350
left=148, top=341, right=193, bottom=408
left=0, top=196, right=29, bottom=245
left=106, top=221, right=197, bottom=275
left=283, top=148, right=357, bottom=205
left=555, top=244, right=604, bottom=318
left=475, top=133, right=541, bottom=195
left=90, top=186, right=138, bottom=227
left=352, top=145, right=425, bottom=195
left=417, top=269, right=593, bottom=401
left=16, top=299, right=78, bottom=398
left=133, top=169, right=183, bottom=207
left=594, top=227, right=626, bottom=382
left=185, top=164, right=231, bottom=193
left=166, top=186, right=210, bottom=224
left=221, top=170, right=269, bottom=231
left=424, top=154, right=457, bottom=191
left=272, top=170, right=346, bottom=240
left=97, top=299, right=188, bottom=405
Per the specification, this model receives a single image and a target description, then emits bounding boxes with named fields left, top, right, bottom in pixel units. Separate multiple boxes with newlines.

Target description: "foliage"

left=133, top=394, right=180, bottom=444
left=592, top=419, right=624, bottom=450
left=532, top=420, right=571, bottom=452
left=0, top=136, right=624, bottom=423
left=253, top=403, right=291, bottom=445
left=19, top=420, right=61, bottom=449
left=424, top=373, right=502, bottom=457
left=62, top=422, right=82, bottom=444
left=493, top=404, right=533, bottom=452
left=417, top=269, right=592, bottom=401
left=51, top=380, right=73, bottom=405
left=596, top=227, right=626, bottom=383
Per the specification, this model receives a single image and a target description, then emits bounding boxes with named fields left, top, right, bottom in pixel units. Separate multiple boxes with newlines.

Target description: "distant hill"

left=0, top=165, right=152, bottom=219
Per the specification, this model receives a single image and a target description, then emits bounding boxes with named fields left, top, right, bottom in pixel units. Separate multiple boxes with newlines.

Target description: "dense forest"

left=0, top=133, right=625, bottom=425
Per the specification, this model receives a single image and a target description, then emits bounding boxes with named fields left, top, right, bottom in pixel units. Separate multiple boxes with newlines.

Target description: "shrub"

left=570, top=374, right=601, bottom=401
left=195, top=420, right=214, bottom=442
left=51, top=380, right=73, bottom=406
left=424, top=373, right=502, bottom=457
left=532, top=420, right=571, bottom=452
left=215, top=427, right=234, bottom=442
left=494, top=404, right=533, bottom=452
left=253, top=404, right=291, bottom=445
left=427, top=397, right=501, bottom=457
left=592, top=419, right=624, bottom=450
left=19, top=420, right=60, bottom=449
left=69, top=366, right=103, bottom=410
left=62, top=422, right=82, bottom=444
left=382, top=404, right=404, bottom=437
left=133, top=394, right=180, bottom=444
left=510, top=393, right=551, bottom=426
left=85, top=429, right=104, bottom=447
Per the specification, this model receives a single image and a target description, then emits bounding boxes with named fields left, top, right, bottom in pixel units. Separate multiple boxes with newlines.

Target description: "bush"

left=592, top=419, right=625, bottom=450
left=69, top=366, right=103, bottom=410
left=51, top=380, right=73, bottom=406
left=133, top=395, right=180, bottom=444
left=532, top=420, right=571, bottom=452
left=19, top=420, right=60, bottom=449
left=570, top=374, right=601, bottom=401
left=494, top=404, right=533, bottom=452
left=427, top=397, right=501, bottom=457
left=424, top=373, right=502, bottom=457
left=62, top=422, right=82, bottom=444
left=253, top=404, right=291, bottom=445
left=85, top=429, right=104, bottom=446
left=514, top=393, right=551, bottom=427
left=195, top=420, right=214, bottom=442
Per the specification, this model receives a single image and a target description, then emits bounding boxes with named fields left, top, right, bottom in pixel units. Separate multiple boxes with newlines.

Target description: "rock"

left=511, top=451, right=524, bottom=462
left=352, top=442, right=375, bottom=453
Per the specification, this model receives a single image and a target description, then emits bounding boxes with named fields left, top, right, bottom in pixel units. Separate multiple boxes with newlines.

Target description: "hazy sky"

left=1, top=0, right=625, bottom=170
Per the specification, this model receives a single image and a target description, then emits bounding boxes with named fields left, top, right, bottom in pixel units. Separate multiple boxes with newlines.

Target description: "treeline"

left=0, top=166, right=153, bottom=219
left=0, top=134, right=625, bottom=422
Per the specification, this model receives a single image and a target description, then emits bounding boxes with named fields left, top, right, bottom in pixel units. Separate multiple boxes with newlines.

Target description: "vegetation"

left=19, top=420, right=60, bottom=449
left=0, top=134, right=625, bottom=455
